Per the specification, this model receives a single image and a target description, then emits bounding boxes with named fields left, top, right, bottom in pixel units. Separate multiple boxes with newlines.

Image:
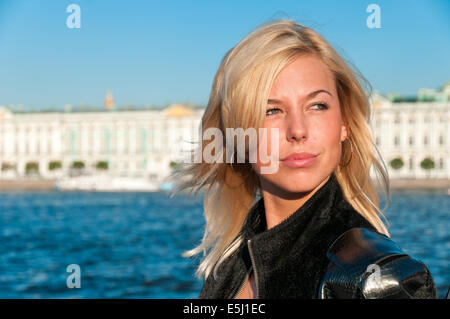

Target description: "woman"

left=170, top=19, right=437, bottom=299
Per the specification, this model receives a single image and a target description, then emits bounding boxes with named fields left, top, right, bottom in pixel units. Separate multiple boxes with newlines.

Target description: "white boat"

left=159, top=182, right=174, bottom=192
left=54, top=175, right=160, bottom=192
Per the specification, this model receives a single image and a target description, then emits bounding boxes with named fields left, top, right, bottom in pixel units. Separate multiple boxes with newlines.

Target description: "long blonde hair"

left=168, top=19, right=390, bottom=281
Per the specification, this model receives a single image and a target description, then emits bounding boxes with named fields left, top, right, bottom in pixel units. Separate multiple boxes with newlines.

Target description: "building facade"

left=0, top=94, right=449, bottom=181
left=0, top=104, right=202, bottom=182
left=370, top=93, right=449, bottom=179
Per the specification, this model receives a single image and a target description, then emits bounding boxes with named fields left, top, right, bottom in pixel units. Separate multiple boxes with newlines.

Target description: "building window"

left=394, top=136, right=399, bottom=146
left=439, top=135, right=444, bottom=145
left=408, top=117, right=415, bottom=124
left=424, top=135, right=428, bottom=145
left=124, top=127, right=129, bottom=152
left=439, top=158, right=444, bottom=169
left=409, top=136, right=414, bottom=146
left=375, top=136, right=380, bottom=146
left=409, top=158, right=413, bottom=169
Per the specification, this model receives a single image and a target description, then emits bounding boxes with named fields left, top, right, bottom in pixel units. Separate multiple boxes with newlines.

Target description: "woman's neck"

left=260, top=175, right=331, bottom=230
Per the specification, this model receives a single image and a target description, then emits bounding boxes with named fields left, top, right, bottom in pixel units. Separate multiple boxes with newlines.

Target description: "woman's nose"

left=286, top=115, right=307, bottom=142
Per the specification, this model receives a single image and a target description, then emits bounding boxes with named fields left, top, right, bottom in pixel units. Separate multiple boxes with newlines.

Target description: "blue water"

left=0, top=189, right=448, bottom=299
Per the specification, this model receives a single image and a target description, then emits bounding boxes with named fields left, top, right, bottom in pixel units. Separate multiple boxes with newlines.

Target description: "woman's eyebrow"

left=267, top=89, right=332, bottom=104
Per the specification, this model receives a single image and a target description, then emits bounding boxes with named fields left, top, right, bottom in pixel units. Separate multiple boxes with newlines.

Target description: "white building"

left=0, top=91, right=449, bottom=182
left=370, top=92, right=449, bottom=179
left=0, top=104, right=203, bottom=182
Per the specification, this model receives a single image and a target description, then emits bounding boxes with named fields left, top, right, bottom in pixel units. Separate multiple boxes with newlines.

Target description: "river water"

left=0, top=189, right=448, bottom=298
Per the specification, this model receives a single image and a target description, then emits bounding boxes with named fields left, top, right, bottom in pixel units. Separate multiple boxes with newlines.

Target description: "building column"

left=39, top=158, right=48, bottom=178
left=17, top=160, right=26, bottom=177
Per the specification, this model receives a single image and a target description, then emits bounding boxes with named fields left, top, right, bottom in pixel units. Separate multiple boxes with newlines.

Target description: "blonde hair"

left=168, top=19, right=390, bottom=281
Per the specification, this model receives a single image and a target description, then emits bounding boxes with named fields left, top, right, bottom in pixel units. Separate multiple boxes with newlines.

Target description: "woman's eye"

left=311, top=103, right=328, bottom=111
left=266, top=107, right=281, bottom=116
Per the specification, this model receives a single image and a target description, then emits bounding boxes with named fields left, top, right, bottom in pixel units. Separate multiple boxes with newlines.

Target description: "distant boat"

left=159, top=182, right=174, bottom=192
left=54, top=175, right=160, bottom=192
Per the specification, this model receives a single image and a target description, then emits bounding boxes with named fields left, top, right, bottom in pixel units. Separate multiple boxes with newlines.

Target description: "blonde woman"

left=170, top=19, right=436, bottom=299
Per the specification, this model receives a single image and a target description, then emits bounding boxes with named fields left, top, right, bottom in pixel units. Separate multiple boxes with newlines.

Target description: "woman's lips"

left=281, top=153, right=318, bottom=168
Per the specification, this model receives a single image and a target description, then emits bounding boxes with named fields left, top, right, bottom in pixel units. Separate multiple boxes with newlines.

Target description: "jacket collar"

left=242, top=172, right=340, bottom=242
left=234, top=172, right=375, bottom=298
left=199, top=172, right=377, bottom=298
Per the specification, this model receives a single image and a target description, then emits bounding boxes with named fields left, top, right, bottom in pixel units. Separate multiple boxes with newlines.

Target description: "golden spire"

left=104, top=91, right=114, bottom=109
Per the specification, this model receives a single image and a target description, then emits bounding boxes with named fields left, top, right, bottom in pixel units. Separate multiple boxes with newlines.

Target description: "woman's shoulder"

left=318, top=227, right=437, bottom=299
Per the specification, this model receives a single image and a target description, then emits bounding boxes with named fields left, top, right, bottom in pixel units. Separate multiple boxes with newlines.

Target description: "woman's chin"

left=260, top=178, right=316, bottom=198
left=263, top=170, right=331, bottom=196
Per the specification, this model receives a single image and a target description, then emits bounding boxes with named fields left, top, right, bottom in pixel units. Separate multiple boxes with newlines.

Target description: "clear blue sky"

left=0, top=0, right=449, bottom=110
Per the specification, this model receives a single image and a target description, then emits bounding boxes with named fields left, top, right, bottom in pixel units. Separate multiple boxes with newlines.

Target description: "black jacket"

left=199, top=173, right=437, bottom=299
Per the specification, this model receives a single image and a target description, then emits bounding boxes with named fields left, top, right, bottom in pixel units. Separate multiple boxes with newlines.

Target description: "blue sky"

left=0, top=0, right=449, bottom=110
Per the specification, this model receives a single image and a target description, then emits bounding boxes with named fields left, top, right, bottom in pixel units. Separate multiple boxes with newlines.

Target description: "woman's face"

left=252, top=55, right=348, bottom=197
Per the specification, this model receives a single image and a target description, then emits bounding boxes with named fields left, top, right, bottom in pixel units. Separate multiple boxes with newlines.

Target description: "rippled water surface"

left=0, top=189, right=448, bottom=298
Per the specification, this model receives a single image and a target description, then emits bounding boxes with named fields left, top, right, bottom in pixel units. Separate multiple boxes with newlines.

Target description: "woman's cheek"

left=250, top=127, right=282, bottom=174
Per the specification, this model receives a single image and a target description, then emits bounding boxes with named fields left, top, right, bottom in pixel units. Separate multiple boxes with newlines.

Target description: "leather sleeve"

left=318, top=227, right=437, bottom=299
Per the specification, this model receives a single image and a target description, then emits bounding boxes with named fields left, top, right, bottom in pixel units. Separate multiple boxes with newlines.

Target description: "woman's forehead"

left=269, top=56, right=336, bottom=99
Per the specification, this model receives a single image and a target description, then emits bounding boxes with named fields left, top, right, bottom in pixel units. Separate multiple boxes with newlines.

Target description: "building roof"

left=0, top=106, right=13, bottom=120
left=163, top=104, right=194, bottom=117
